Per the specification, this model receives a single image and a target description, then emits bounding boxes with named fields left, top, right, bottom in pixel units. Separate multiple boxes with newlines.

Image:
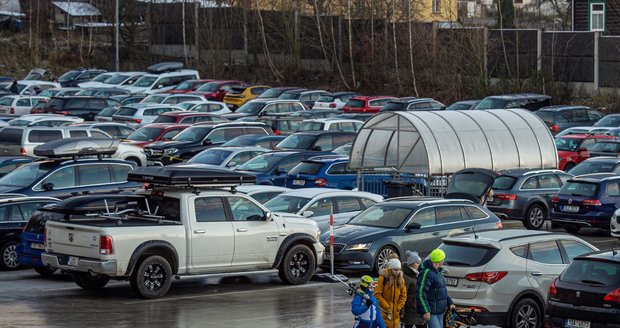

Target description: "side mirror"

left=157, top=85, right=164, bottom=89
left=226, top=161, right=237, bottom=167
left=406, top=222, right=421, bottom=230
left=265, top=211, right=273, bottom=221
left=311, top=146, right=322, bottom=151
left=302, top=210, right=314, bottom=218
left=43, top=182, right=55, bottom=191
left=203, top=139, right=212, bottom=145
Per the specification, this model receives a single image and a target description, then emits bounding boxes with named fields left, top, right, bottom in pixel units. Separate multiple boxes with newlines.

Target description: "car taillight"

left=314, top=178, right=326, bottom=187
left=496, top=194, right=517, bottom=201
left=548, top=277, right=558, bottom=297
left=9, top=107, right=14, bottom=114
left=582, top=199, right=602, bottom=206
left=133, top=118, right=142, bottom=124
left=496, top=222, right=503, bottom=229
left=274, top=130, right=281, bottom=135
left=100, top=235, right=114, bottom=255
left=552, top=196, right=560, bottom=203
left=20, top=148, right=26, bottom=156
left=604, top=287, right=620, bottom=303
left=60, top=111, right=69, bottom=116
left=329, top=103, right=336, bottom=108
left=465, top=271, right=508, bottom=284
left=551, top=124, right=559, bottom=132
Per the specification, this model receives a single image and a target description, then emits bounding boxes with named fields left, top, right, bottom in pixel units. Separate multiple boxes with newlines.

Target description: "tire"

left=0, top=241, right=20, bottom=270
left=72, top=272, right=110, bottom=290
left=34, top=266, right=57, bottom=277
left=563, top=163, right=575, bottom=172
left=509, top=298, right=541, bottom=328
left=564, top=226, right=581, bottom=234
left=126, top=157, right=142, bottom=167
left=130, top=255, right=173, bottom=299
left=524, top=204, right=546, bottom=230
left=278, top=244, right=316, bottom=285
left=374, top=246, right=398, bottom=275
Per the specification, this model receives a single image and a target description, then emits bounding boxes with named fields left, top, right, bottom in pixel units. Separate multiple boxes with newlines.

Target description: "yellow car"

left=223, top=85, right=271, bottom=110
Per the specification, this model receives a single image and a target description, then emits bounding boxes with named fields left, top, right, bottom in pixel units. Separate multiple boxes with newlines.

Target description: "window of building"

left=432, top=0, right=441, bottom=13
left=590, top=3, right=605, bottom=31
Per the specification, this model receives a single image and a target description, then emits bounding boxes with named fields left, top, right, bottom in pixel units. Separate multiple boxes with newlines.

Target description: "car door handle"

left=432, top=232, right=440, bottom=236
left=193, top=230, right=206, bottom=234
left=530, top=272, right=543, bottom=277
left=236, top=228, right=248, bottom=232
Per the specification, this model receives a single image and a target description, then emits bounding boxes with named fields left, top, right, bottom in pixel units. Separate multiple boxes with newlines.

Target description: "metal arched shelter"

left=350, top=109, right=557, bottom=176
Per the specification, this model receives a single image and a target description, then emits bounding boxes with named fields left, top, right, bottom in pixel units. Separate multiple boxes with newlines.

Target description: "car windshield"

left=446, top=102, right=474, bottom=110
left=278, top=92, right=300, bottom=100
left=381, top=102, right=407, bottom=111
left=297, top=122, right=324, bottom=131
left=38, top=89, right=57, bottom=97
left=333, top=144, right=352, bottom=155
left=263, top=195, right=310, bottom=214
left=555, top=138, right=583, bottom=152
left=127, top=127, right=164, bottom=142
left=535, top=111, right=555, bottom=124
left=237, top=153, right=285, bottom=172
left=142, top=95, right=167, bottom=104
left=222, top=136, right=254, bottom=147
left=558, top=181, right=598, bottom=197
left=173, top=81, right=195, bottom=91
left=7, top=119, right=31, bottom=126
left=594, top=115, right=620, bottom=127
left=187, top=149, right=233, bottom=165
left=236, top=102, right=265, bottom=114
left=58, top=71, right=80, bottom=82
left=560, top=259, right=620, bottom=286
left=258, top=88, right=283, bottom=98
left=133, top=76, right=157, bottom=88
left=348, top=205, right=412, bottom=229
left=276, top=134, right=317, bottom=150
left=105, top=74, right=130, bottom=85
left=288, top=162, right=324, bottom=175
left=92, top=74, right=113, bottom=82
left=98, top=107, right=119, bottom=117
left=173, top=126, right=211, bottom=142
left=197, top=82, right=221, bottom=92
left=317, top=95, right=335, bottom=102
left=153, top=115, right=177, bottom=123
left=569, top=162, right=617, bottom=175
left=76, top=89, right=98, bottom=96
left=0, top=162, right=55, bottom=187
left=176, top=102, right=196, bottom=110
left=492, top=176, right=517, bottom=190
left=475, top=98, right=509, bottom=110
left=16, top=83, right=28, bottom=93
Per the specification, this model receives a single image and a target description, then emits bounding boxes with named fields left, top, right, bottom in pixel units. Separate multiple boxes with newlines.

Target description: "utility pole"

left=115, top=0, right=120, bottom=71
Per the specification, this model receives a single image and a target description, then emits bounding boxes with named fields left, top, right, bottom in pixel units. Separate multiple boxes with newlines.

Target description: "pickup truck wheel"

left=130, top=255, right=172, bottom=299
left=34, top=266, right=57, bottom=277
left=278, top=244, right=315, bottom=285
left=0, top=241, right=20, bottom=270
left=72, top=272, right=110, bottom=290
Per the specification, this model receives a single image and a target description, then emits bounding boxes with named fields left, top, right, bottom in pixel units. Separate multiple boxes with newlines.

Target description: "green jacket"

left=401, top=263, right=425, bottom=326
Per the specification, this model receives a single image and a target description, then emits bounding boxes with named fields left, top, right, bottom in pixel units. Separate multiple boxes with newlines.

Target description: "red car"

left=556, top=134, right=615, bottom=171
left=191, top=80, right=244, bottom=102
left=152, top=111, right=229, bottom=125
left=123, top=123, right=190, bottom=147
left=342, top=96, right=396, bottom=113
left=163, top=79, right=214, bottom=94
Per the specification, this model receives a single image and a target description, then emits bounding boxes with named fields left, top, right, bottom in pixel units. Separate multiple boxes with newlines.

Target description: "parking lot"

left=1, top=221, right=616, bottom=328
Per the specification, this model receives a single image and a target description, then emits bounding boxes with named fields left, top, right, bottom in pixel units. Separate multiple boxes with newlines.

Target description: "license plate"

left=445, top=277, right=458, bottom=287
left=67, top=256, right=79, bottom=266
left=565, top=319, right=590, bottom=328
left=31, top=242, right=45, bottom=250
left=562, top=205, right=580, bottom=213
left=293, top=179, right=305, bottom=186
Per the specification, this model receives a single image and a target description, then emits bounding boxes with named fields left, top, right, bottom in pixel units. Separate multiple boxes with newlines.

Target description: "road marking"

left=124, top=282, right=332, bottom=305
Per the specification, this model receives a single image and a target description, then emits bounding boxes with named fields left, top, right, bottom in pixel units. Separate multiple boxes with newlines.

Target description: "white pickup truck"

left=42, top=167, right=324, bottom=299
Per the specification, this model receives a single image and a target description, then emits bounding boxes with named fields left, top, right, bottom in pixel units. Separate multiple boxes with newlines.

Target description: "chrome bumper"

left=41, top=253, right=118, bottom=276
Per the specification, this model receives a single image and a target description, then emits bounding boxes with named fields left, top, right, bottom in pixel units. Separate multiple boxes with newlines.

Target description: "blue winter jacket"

left=416, top=259, right=453, bottom=315
left=352, top=290, right=387, bottom=328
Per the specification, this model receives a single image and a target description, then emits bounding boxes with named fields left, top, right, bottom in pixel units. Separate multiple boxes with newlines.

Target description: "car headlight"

left=164, top=148, right=178, bottom=155
left=345, top=243, right=372, bottom=251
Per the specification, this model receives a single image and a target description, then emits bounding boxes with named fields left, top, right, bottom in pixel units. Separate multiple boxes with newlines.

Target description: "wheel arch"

left=272, top=233, right=318, bottom=269
left=125, top=240, right=179, bottom=276
left=506, top=289, right=546, bottom=327
left=522, top=199, right=549, bottom=218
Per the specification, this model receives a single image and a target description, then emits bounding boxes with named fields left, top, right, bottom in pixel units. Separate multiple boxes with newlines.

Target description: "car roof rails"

left=128, top=166, right=256, bottom=192
left=147, top=62, right=184, bottom=74
left=33, top=138, right=119, bottom=159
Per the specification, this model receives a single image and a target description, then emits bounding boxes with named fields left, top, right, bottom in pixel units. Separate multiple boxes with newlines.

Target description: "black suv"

left=58, top=69, right=107, bottom=87
left=40, top=96, right=121, bottom=121
left=144, top=122, right=273, bottom=165
left=546, top=250, right=620, bottom=328
left=0, top=196, right=58, bottom=270
left=535, top=106, right=603, bottom=135
left=474, top=93, right=552, bottom=111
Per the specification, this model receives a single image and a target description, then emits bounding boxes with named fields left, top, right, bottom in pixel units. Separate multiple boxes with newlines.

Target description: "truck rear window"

left=145, top=195, right=180, bottom=221
left=439, top=243, right=499, bottom=267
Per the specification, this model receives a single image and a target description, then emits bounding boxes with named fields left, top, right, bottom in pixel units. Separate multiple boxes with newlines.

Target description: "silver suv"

left=439, top=230, right=598, bottom=328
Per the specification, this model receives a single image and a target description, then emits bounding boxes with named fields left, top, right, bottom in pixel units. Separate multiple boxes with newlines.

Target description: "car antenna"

left=472, top=225, right=479, bottom=239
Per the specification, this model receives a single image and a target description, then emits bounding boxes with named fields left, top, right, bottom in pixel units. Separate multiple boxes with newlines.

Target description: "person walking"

left=375, top=257, right=407, bottom=328
left=402, top=250, right=426, bottom=328
left=416, top=249, right=456, bottom=328
left=352, top=275, right=387, bottom=328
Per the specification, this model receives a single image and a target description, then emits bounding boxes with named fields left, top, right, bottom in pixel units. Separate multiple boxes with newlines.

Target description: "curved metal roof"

left=349, top=109, right=558, bottom=175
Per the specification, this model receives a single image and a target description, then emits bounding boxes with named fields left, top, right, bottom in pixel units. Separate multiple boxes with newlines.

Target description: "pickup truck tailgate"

left=46, top=221, right=102, bottom=259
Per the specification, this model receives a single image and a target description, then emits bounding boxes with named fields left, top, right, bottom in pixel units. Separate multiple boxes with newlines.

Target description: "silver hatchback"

left=438, top=230, right=598, bottom=328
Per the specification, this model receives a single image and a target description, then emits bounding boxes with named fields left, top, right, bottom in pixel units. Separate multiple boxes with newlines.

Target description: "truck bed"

left=49, top=217, right=180, bottom=228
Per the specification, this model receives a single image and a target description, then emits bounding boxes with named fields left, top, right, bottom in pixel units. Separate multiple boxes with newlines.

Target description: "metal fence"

left=356, top=170, right=452, bottom=198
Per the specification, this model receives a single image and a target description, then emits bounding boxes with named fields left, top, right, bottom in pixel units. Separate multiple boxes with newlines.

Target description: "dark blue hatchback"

left=236, top=151, right=332, bottom=186
left=551, top=174, right=620, bottom=232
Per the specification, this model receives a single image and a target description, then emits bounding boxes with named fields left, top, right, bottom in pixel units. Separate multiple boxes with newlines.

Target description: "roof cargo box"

left=147, top=62, right=184, bottom=74
left=128, top=166, right=256, bottom=187
left=33, top=138, right=119, bottom=158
